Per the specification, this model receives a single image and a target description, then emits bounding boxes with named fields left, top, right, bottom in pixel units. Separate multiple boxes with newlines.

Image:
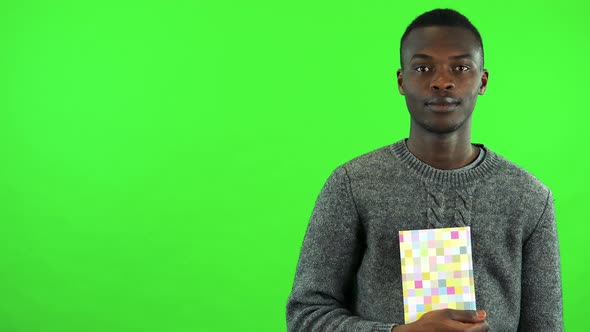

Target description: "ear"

left=478, top=69, right=489, bottom=95
left=397, top=69, right=405, bottom=95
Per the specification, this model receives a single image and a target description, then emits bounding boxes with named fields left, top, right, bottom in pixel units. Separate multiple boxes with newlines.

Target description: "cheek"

left=470, top=81, right=482, bottom=94
left=403, top=77, right=423, bottom=90
left=465, top=74, right=483, bottom=92
left=402, top=81, right=425, bottom=100
left=463, top=84, right=482, bottom=102
left=404, top=93, right=423, bottom=108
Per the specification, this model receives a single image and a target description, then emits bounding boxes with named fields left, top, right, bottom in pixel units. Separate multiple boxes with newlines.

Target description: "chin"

left=412, top=109, right=473, bottom=135
left=416, top=117, right=469, bottom=135
left=424, top=125, right=462, bottom=135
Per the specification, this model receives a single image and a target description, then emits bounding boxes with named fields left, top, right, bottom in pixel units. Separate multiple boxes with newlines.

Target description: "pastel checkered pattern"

left=398, top=227, right=476, bottom=324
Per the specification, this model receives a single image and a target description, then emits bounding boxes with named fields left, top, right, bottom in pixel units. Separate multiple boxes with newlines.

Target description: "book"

left=398, top=226, right=477, bottom=324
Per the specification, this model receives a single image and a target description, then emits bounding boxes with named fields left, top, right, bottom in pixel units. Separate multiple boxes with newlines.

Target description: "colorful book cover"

left=398, top=226, right=476, bottom=324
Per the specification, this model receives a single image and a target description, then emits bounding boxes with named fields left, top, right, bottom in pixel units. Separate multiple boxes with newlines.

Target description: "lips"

left=425, top=97, right=461, bottom=112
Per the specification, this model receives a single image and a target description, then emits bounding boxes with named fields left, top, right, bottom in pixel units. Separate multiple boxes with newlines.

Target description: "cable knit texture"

left=286, top=139, right=563, bottom=332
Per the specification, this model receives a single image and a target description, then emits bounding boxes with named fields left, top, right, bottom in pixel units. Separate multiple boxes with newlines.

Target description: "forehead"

left=401, top=26, right=481, bottom=62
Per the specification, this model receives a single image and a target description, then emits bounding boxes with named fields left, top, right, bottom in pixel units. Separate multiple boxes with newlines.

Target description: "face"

left=397, top=26, right=489, bottom=135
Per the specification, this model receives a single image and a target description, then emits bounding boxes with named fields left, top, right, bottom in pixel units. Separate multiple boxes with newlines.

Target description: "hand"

left=392, top=309, right=489, bottom=332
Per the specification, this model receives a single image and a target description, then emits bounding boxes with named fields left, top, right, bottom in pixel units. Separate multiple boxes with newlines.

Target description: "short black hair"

left=400, top=9, right=484, bottom=68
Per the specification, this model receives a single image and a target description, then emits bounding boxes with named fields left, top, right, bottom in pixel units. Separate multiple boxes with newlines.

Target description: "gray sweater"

left=286, top=139, right=563, bottom=331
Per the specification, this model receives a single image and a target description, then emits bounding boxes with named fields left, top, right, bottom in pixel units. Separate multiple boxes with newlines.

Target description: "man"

left=286, top=8, right=563, bottom=332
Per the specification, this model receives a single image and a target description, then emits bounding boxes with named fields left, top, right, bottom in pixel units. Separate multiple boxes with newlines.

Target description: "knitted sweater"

left=286, top=139, right=563, bottom=331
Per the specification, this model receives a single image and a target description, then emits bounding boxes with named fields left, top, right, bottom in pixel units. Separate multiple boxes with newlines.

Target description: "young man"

left=286, top=8, right=563, bottom=332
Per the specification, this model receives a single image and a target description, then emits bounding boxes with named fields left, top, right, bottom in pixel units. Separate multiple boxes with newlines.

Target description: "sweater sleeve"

left=517, top=189, right=564, bottom=331
left=286, top=166, right=399, bottom=332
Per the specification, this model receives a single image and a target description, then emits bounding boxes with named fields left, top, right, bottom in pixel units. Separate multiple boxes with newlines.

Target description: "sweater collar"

left=389, top=138, right=500, bottom=187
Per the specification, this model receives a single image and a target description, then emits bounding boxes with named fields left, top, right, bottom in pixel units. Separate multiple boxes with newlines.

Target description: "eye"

left=455, top=65, right=470, bottom=72
left=414, top=65, right=430, bottom=72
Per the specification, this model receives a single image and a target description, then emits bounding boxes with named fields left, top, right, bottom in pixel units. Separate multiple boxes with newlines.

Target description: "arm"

left=517, top=190, right=564, bottom=331
left=286, top=166, right=398, bottom=332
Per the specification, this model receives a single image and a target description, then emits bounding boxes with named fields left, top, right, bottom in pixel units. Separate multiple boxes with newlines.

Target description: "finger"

left=447, top=309, right=486, bottom=323
left=440, top=319, right=488, bottom=332
left=465, top=321, right=490, bottom=332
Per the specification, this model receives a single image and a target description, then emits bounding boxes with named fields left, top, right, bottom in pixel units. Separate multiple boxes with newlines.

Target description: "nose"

left=430, top=71, right=455, bottom=91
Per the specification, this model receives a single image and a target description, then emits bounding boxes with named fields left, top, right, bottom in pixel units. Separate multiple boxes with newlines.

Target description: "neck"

left=406, top=122, right=478, bottom=170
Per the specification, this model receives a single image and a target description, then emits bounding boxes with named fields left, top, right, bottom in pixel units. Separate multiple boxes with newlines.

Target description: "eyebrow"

left=410, top=53, right=474, bottom=60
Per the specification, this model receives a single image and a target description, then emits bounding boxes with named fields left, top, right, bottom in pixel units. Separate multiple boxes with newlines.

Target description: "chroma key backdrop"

left=0, top=1, right=587, bottom=331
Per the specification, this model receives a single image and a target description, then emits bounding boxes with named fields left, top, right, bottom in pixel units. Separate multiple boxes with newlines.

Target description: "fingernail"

left=477, top=310, right=486, bottom=319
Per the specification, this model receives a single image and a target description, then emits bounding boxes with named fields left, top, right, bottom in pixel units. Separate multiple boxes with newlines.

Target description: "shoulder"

left=483, top=147, right=553, bottom=229
left=485, top=147, right=551, bottom=197
left=333, top=144, right=399, bottom=181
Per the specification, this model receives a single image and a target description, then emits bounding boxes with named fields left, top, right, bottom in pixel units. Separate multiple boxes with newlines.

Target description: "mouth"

left=424, top=97, right=461, bottom=113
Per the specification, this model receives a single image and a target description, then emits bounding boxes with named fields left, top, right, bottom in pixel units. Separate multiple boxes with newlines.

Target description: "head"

left=397, top=9, right=489, bottom=135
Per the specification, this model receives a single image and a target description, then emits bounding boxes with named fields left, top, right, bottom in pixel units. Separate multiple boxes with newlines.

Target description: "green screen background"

left=0, top=1, right=587, bottom=331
